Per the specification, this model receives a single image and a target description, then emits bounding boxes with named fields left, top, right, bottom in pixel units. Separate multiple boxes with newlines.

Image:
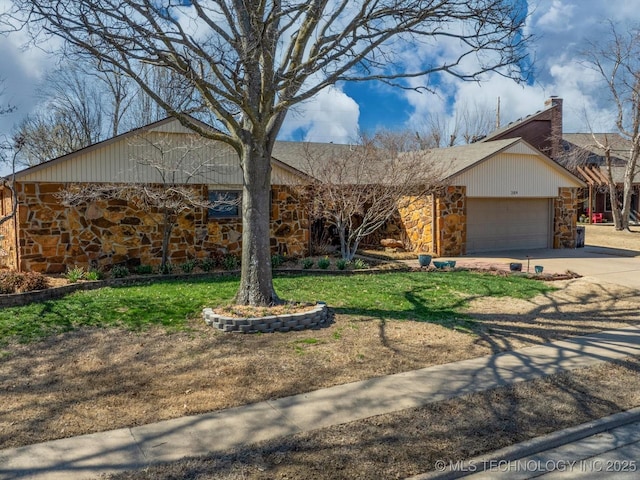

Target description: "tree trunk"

left=161, top=209, right=173, bottom=272
left=235, top=145, right=279, bottom=306
left=604, top=150, right=624, bottom=230
left=620, top=144, right=639, bottom=231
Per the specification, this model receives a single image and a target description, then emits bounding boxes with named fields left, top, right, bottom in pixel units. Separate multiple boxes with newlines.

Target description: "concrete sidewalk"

left=2, top=326, right=640, bottom=480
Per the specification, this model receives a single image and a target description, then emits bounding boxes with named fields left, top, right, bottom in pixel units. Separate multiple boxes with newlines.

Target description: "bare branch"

left=296, top=132, right=445, bottom=260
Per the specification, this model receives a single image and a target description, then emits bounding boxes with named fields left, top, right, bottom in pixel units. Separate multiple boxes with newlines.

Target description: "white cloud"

left=535, top=0, right=577, bottom=29
left=279, top=86, right=360, bottom=143
left=396, top=0, right=639, bottom=139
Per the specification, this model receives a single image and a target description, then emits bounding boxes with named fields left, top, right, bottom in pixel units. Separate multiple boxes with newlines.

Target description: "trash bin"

left=576, top=226, right=585, bottom=248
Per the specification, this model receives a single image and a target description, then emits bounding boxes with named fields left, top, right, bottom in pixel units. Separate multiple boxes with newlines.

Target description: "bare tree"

left=57, top=132, right=237, bottom=272
left=14, top=66, right=104, bottom=166
left=415, top=100, right=495, bottom=148
left=299, top=136, right=444, bottom=260
left=9, top=0, right=530, bottom=305
left=0, top=81, right=19, bottom=230
left=583, top=22, right=640, bottom=231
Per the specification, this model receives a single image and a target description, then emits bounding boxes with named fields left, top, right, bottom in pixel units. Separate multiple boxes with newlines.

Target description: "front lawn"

left=0, top=271, right=553, bottom=344
left=3, top=271, right=639, bottom=450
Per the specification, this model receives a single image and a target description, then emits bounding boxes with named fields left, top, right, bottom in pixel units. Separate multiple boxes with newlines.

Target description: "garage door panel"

left=467, top=198, right=551, bottom=253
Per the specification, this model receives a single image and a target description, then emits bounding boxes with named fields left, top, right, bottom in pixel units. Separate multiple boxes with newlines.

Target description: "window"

left=208, top=190, right=241, bottom=218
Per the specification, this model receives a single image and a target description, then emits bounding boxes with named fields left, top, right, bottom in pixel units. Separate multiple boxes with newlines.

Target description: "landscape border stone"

left=202, top=302, right=330, bottom=333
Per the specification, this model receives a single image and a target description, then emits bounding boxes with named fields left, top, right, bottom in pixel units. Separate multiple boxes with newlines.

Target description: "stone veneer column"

left=554, top=187, right=578, bottom=248
left=397, top=195, right=435, bottom=253
left=270, top=185, right=309, bottom=257
left=436, top=186, right=467, bottom=256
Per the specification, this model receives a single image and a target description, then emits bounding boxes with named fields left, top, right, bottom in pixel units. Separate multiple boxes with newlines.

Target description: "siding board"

left=449, top=152, right=578, bottom=197
left=19, top=131, right=302, bottom=186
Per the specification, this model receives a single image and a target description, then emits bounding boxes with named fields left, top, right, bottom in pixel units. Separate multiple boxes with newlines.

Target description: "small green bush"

left=85, top=270, right=103, bottom=281
left=135, top=265, right=154, bottom=275
left=302, top=258, right=314, bottom=269
left=111, top=265, right=130, bottom=278
left=223, top=255, right=239, bottom=270
left=271, top=254, right=284, bottom=269
left=336, top=259, right=349, bottom=270
left=180, top=259, right=197, bottom=273
left=353, top=258, right=369, bottom=270
left=158, top=263, right=173, bottom=275
left=66, top=265, right=86, bottom=283
left=20, top=271, right=50, bottom=292
left=199, top=257, right=215, bottom=272
left=317, top=257, right=331, bottom=269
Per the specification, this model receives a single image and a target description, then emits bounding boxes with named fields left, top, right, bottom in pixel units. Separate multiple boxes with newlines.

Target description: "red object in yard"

left=592, top=213, right=603, bottom=223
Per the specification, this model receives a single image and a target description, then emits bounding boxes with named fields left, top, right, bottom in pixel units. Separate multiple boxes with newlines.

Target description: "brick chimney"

left=544, top=96, right=563, bottom=161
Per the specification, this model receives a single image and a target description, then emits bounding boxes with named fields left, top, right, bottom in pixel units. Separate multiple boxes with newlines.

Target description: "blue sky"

left=1, top=1, right=640, bottom=146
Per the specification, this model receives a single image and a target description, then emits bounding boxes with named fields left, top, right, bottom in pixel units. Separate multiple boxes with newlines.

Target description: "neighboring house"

left=0, top=116, right=584, bottom=273
left=483, top=96, right=640, bottom=222
left=561, top=134, right=640, bottom=222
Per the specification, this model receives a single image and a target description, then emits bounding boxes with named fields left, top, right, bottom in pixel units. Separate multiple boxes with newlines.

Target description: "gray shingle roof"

left=272, top=138, right=522, bottom=182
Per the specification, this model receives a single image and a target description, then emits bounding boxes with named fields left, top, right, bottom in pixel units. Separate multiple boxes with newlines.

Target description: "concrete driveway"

left=447, top=246, right=640, bottom=290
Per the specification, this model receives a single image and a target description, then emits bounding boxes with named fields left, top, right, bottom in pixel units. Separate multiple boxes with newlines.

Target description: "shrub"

left=158, top=263, right=173, bottom=275
left=0, top=271, right=50, bottom=293
left=0, top=271, right=24, bottom=294
left=199, top=257, right=215, bottom=272
left=135, top=265, right=154, bottom=275
left=211, top=251, right=226, bottom=268
left=180, top=259, right=198, bottom=274
left=353, top=258, right=369, bottom=270
left=271, top=254, right=284, bottom=269
left=336, top=259, right=349, bottom=270
left=20, top=271, right=50, bottom=292
left=66, top=265, right=86, bottom=283
left=85, top=269, right=103, bottom=281
left=317, top=257, right=331, bottom=269
left=223, top=255, right=239, bottom=270
left=302, top=258, right=314, bottom=269
left=111, top=265, right=130, bottom=278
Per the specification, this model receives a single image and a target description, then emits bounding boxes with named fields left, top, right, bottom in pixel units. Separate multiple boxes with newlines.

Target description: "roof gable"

left=12, top=117, right=309, bottom=185
left=440, top=138, right=584, bottom=196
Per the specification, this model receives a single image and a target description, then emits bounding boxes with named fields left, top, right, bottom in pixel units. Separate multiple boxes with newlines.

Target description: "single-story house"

left=0, top=117, right=584, bottom=273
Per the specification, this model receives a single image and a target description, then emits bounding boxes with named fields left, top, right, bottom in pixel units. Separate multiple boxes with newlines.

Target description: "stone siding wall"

left=397, top=195, right=435, bottom=253
left=436, top=186, right=467, bottom=256
left=554, top=187, right=578, bottom=248
left=15, top=182, right=308, bottom=273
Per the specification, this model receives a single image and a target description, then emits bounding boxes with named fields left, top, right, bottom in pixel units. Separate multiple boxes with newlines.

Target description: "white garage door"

left=467, top=198, right=551, bottom=253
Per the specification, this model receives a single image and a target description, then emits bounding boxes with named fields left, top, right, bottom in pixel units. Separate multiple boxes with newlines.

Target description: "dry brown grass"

left=2, top=226, right=640, bottom=472
left=108, top=355, right=640, bottom=480
left=584, top=223, right=640, bottom=251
